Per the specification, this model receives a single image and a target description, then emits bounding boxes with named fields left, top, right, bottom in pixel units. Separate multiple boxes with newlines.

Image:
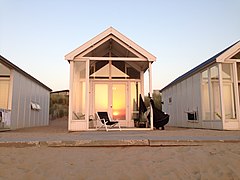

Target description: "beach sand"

left=1, top=118, right=240, bottom=179
left=0, top=144, right=240, bottom=179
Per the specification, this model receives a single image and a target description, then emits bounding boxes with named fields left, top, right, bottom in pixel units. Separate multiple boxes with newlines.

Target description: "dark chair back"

left=97, top=112, right=110, bottom=124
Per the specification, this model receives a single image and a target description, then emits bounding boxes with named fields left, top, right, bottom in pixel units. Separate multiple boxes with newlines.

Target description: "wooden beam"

left=76, top=57, right=148, bottom=61
left=78, top=36, right=112, bottom=57
left=65, top=27, right=114, bottom=60
left=216, top=42, right=240, bottom=62
left=218, top=63, right=225, bottom=128
left=233, top=62, right=240, bottom=124
left=148, top=62, right=153, bottom=130
left=68, top=61, right=74, bottom=130
left=126, top=61, right=142, bottom=72
left=111, top=36, right=146, bottom=59
left=86, top=59, right=90, bottom=130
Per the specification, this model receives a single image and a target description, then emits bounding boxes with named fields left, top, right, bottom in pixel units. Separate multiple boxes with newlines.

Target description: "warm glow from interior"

left=94, top=83, right=126, bottom=120
left=113, top=111, right=119, bottom=116
left=94, top=84, right=108, bottom=111
left=112, top=84, right=126, bottom=120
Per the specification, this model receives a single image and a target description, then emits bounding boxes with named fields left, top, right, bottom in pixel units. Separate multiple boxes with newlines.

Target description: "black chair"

left=96, top=112, right=121, bottom=131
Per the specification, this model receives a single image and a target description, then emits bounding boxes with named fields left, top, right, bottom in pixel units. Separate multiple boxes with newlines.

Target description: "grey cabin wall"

left=162, top=73, right=202, bottom=128
left=10, top=70, right=50, bottom=129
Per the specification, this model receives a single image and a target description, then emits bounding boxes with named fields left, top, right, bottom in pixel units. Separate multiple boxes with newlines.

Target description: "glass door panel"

left=222, top=63, right=236, bottom=119
left=94, top=84, right=108, bottom=111
left=223, top=83, right=236, bottom=119
left=112, top=84, right=126, bottom=120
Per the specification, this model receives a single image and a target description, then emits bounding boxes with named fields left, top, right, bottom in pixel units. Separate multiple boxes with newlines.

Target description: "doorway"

left=93, top=82, right=128, bottom=126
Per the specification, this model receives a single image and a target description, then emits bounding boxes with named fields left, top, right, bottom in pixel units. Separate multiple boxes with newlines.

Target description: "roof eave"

left=160, top=40, right=240, bottom=92
left=0, top=55, right=52, bottom=92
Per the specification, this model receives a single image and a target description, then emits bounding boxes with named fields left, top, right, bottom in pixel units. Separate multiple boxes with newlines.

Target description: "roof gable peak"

left=65, top=27, right=156, bottom=61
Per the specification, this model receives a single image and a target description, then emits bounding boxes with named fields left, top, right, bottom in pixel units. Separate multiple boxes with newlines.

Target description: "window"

left=210, top=66, right=221, bottom=120
left=222, top=63, right=236, bottom=119
left=72, top=61, right=86, bottom=119
left=0, top=63, right=10, bottom=109
left=201, top=69, right=210, bottom=120
left=130, top=82, right=141, bottom=120
left=0, top=78, right=10, bottom=109
left=201, top=65, right=222, bottom=120
left=31, top=102, right=41, bottom=111
left=168, top=97, right=172, bottom=104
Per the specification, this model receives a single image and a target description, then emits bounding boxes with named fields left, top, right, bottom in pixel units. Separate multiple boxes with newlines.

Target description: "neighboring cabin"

left=0, top=55, right=51, bottom=130
left=161, top=41, right=240, bottom=130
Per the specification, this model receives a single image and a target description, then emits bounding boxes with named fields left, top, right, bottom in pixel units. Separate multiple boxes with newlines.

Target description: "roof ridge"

left=160, top=40, right=240, bottom=91
left=0, top=55, right=52, bottom=91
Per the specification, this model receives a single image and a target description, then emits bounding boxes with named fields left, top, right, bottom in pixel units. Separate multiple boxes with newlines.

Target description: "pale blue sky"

left=1, top=0, right=240, bottom=91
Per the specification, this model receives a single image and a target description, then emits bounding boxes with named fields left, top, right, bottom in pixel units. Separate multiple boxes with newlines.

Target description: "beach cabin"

left=65, top=27, right=156, bottom=131
left=161, top=41, right=240, bottom=130
left=0, top=55, right=51, bottom=130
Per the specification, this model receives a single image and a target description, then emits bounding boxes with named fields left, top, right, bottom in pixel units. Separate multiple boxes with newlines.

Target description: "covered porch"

left=65, top=27, right=156, bottom=131
left=202, top=42, right=240, bottom=130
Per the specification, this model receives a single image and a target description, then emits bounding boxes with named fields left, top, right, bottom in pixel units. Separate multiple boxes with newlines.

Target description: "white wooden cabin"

left=161, top=41, right=240, bottom=130
left=0, top=55, right=51, bottom=130
left=65, top=27, right=156, bottom=131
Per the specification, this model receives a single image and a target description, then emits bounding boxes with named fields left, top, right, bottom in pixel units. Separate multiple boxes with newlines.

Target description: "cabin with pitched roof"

left=161, top=41, right=240, bottom=130
left=0, top=55, right=51, bottom=130
left=65, top=27, right=156, bottom=131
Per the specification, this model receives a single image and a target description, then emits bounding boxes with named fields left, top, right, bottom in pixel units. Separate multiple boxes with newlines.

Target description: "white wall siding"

left=162, top=73, right=201, bottom=128
left=192, top=73, right=201, bottom=128
left=181, top=80, right=188, bottom=127
left=162, top=87, right=172, bottom=125
left=10, top=70, right=20, bottom=128
left=176, top=83, right=182, bottom=126
left=172, top=85, right=177, bottom=126
left=69, top=121, right=87, bottom=131
left=162, top=68, right=234, bottom=130
left=10, top=70, right=50, bottom=129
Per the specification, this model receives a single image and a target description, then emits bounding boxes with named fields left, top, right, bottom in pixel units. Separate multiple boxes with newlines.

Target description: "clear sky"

left=1, top=0, right=240, bottom=92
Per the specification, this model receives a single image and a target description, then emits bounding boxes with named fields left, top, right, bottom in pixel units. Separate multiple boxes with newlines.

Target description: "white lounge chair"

left=96, top=112, right=121, bottom=131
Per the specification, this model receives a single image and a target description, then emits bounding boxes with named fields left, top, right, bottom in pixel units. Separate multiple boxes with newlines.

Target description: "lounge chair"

left=96, top=112, right=121, bottom=131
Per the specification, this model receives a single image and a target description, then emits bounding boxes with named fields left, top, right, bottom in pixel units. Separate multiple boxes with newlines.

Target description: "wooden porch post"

left=149, top=61, right=154, bottom=130
left=86, top=59, right=90, bottom=130
left=233, top=62, right=240, bottom=129
left=218, top=63, right=225, bottom=129
left=140, top=71, right=144, bottom=96
left=68, top=61, right=74, bottom=131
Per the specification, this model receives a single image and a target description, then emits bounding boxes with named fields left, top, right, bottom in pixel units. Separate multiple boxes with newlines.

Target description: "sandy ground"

left=0, top=144, right=240, bottom=180
left=1, top=118, right=240, bottom=179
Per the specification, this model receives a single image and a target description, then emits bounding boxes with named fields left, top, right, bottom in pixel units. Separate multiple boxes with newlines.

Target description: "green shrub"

left=49, top=93, right=69, bottom=120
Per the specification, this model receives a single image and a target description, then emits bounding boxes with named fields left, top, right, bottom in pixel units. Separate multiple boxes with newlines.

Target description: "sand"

left=1, top=118, right=240, bottom=179
left=0, top=144, right=240, bottom=180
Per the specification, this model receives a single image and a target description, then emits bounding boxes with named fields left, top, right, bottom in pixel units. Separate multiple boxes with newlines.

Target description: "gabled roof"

left=65, top=27, right=156, bottom=61
left=161, top=40, right=240, bottom=92
left=0, top=55, right=52, bottom=91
